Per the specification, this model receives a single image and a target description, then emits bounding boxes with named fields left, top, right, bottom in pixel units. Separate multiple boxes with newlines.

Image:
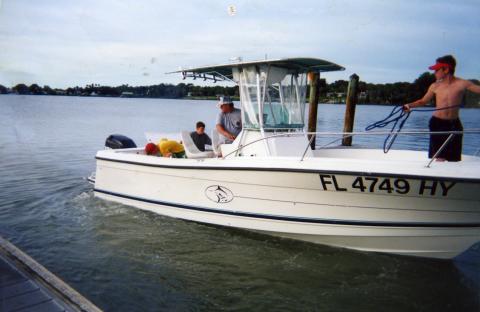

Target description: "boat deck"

left=0, top=236, right=101, bottom=312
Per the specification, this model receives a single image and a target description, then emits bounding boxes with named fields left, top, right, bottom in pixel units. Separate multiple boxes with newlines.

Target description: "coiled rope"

left=365, top=104, right=461, bottom=153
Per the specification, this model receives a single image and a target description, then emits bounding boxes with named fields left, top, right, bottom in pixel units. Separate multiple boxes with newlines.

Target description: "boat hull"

left=94, top=152, right=480, bottom=259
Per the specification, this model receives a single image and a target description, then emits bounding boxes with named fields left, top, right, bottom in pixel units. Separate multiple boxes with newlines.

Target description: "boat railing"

left=221, top=129, right=480, bottom=166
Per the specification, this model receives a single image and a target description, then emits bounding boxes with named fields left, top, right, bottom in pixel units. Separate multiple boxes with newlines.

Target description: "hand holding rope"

left=365, top=104, right=461, bottom=153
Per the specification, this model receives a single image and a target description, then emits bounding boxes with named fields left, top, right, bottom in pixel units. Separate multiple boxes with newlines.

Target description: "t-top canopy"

left=168, top=57, right=345, bottom=82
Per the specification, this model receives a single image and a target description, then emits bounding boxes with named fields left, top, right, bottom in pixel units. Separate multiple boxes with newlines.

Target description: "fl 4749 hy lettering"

left=319, top=174, right=456, bottom=197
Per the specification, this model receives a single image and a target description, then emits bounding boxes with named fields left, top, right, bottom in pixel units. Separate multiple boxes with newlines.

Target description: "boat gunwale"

left=95, top=155, right=480, bottom=184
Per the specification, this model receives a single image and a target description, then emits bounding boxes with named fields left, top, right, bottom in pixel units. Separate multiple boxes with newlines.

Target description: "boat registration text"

left=319, top=174, right=456, bottom=197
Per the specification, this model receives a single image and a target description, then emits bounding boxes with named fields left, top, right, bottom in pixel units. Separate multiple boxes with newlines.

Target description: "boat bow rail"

left=95, top=139, right=480, bottom=183
left=217, top=129, right=480, bottom=164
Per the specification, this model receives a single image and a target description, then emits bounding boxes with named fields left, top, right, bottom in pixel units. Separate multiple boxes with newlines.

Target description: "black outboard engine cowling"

left=105, top=134, right=137, bottom=149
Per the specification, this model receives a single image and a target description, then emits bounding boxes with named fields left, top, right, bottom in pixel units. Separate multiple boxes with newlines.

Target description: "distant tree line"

left=318, top=72, right=439, bottom=104
left=0, top=82, right=238, bottom=99
left=1, top=72, right=479, bottom=107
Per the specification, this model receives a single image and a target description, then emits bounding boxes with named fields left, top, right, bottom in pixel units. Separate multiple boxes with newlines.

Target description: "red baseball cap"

left=428, top=62, right=451, bottom=71
left=145, top=142, right=159, bottom=155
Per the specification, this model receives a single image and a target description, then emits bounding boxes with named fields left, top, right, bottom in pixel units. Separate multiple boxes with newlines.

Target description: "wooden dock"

left=0, top=236, right=101, bottom=312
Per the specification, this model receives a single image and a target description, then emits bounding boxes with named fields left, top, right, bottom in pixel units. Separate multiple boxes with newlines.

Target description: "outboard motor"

left=105, top=134, right=137, bottom=149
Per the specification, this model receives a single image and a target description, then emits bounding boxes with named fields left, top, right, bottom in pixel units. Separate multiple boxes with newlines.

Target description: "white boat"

left=93, top=58, right=480, bottom=259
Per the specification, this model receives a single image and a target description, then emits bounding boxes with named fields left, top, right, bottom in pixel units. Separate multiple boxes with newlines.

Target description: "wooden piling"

left=307, top=72, right=320, bottom=150
left=342, top=74, right=359, bottom=146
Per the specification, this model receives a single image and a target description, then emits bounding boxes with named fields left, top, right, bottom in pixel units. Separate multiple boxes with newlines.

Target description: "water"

left=0, top=95, right=479, bottom=311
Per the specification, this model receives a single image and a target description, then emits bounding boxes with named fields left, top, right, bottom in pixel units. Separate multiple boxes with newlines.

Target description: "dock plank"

left=0, top=260, right=27, bottom=287
left=0, top=236, right=102, bottom=312
left=0, top=280, right=39, bottom=300
left=3, top=288, right=52, bottom=311
left=16, top=299, right=66, bottom=312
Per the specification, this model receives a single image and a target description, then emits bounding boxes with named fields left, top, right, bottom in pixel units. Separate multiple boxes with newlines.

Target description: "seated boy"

left=190, top=121, right=212, bottom=152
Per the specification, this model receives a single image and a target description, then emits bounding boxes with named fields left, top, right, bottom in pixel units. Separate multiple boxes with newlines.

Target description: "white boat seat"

left=180, top=131, right=215, bottom=158
left=211, top=129, right=222, bottom=156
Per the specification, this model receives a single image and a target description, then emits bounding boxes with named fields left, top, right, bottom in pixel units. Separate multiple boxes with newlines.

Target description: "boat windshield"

left=234, top=66, right=307, bottom=130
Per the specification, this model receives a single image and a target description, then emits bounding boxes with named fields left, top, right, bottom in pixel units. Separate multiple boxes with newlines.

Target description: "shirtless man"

left=403, top=55, right=480, bottom=161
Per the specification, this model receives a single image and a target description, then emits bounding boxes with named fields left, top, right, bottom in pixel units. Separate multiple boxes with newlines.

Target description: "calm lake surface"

left=0, top=95, right=479, bottom=311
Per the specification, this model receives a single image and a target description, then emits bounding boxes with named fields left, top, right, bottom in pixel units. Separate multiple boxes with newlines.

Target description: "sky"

left=0, top=0, right=479, bottom=88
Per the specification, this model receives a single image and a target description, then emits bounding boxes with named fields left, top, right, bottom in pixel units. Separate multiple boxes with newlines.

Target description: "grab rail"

left=220, top=129, right=480, bottom=163
left=425, top=133, right=454, bottom=168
